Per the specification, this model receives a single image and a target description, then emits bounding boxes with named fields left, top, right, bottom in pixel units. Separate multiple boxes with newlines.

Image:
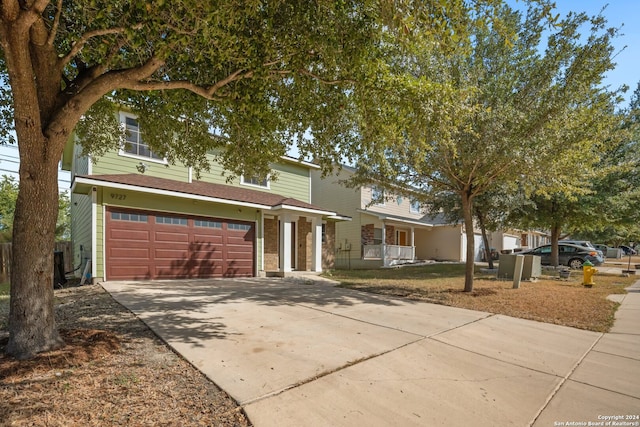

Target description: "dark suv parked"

left=521, top=243, right=604, bottom=269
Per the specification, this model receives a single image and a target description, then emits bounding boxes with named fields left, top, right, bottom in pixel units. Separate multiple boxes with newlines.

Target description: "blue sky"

left=546, top=0, right=640, bottom=103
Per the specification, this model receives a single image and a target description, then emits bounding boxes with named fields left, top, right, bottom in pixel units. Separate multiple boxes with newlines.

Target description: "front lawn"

left=324, top=263, right=634, bottom=332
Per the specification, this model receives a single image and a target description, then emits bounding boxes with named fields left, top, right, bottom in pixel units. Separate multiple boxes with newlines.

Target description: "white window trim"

left=371, top=186, right=385, bottom=207
left=118, top=112, right=168, bottom=165
left=241, top=175, right=271, bottom=189
left=410, top=200, right=421, bottom=214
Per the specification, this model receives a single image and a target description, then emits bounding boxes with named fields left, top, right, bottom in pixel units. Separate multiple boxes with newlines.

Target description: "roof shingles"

left=76, top=174, right=331, bottom=213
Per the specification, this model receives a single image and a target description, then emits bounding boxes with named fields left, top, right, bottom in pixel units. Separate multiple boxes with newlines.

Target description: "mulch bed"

left=0, top=284, right=250, bottom=426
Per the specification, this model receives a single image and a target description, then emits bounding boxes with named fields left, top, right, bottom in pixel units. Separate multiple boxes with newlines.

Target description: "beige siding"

left=311, top=168, right=362, bottom=263
left=415, top=226, right=463, bottom=261
left=70, top=192, right=92, bottom=278
left=361, top=186, right=425, bottom=220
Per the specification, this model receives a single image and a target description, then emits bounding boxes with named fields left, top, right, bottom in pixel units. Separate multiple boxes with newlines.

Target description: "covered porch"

left=360, top=213, right=433, bottom=267
left=262, top=205, right=345, bottom=276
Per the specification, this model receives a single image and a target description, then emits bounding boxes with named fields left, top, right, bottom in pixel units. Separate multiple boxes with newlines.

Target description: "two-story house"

left=62, top=113, right=344, bottom=282
left=311, top=165, right=535, bottom=267
left=311, top=165, right=439, bottom=268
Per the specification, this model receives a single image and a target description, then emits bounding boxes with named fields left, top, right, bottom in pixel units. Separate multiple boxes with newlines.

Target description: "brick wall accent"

left=264, top=218, right=279, bottom=271
left=385, top=225, right=395, bottom=245
left=361, top=224, right=375, bottom=245
left=322, top=221, right=336, bottom=269
left=297, top=217, right=312, bottom=271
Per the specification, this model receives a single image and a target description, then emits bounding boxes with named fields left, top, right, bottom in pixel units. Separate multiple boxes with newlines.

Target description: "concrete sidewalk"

left=102, top=278, right=640, bottom=427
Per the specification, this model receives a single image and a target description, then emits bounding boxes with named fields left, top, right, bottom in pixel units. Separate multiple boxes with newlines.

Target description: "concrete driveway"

left=102, top=278, right=640, bottom=427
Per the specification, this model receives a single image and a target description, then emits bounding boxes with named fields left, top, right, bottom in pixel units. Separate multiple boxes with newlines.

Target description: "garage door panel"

left=109, top=247, right=150, bottom=259
left=154, top=248, right=189, bottom=259
left=192, top=234, right=224, bottom=244
left=155, top=231, right=189, bottom=243
left=106, top=208, right=254, bottom=280
left=109, top=229, right=150, bottom=241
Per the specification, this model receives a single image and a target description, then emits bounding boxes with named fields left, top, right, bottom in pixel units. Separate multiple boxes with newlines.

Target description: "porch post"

left=280, top=214, right=292, bottom=272
left=410, top=226, right=415, bottom=260
left=311, top=217, right=322, bottom=272
left=381, top=223, right=388, bottom=267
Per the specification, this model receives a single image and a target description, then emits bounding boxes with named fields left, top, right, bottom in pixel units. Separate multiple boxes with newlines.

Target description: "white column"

left=280, top=214, right=292, bottom=272
left=381, top=223, right=388, bottom=267
left=91, top=186, right=98, bottom=282
left=411, top=226, right=416, bottom=260
left=311, top=218, right=323, bottom=272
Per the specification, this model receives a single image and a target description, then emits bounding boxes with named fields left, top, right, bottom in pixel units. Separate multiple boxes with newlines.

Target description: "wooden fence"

left=0, top=241, right=73, bottom=280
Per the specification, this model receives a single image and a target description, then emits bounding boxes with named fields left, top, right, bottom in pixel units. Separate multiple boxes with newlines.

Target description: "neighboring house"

left=311, top=166, right=458, bottom=268
left=62, top=114, right=345, bottom=282
left=311, top=166, right=548, bottom=267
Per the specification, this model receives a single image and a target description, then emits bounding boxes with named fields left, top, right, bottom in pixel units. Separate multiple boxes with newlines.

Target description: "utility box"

left=498, top=254, right=541, bottom=280
left=522, top=255, right=541, bottom=280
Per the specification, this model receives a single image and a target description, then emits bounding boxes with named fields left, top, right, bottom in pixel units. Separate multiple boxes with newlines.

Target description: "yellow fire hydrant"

left=583, top=260, right=597, bottom=287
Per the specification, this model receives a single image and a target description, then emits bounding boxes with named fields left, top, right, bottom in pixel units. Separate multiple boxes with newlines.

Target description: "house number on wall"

left=110, top=193, right=127, bottom=201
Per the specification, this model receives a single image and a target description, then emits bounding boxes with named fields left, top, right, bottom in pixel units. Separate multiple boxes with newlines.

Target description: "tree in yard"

left=348, top=3, right=623, bottom=291
left=0, top=175, right=18, bottom=242
left=0, top=175, right=71, bottom=243
left=523, top=81, right=640, bottom=258
left=0, top=1, right=506, bottom=359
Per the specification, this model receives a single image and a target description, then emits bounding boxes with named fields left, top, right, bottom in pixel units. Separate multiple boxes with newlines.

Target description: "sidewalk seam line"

left=240, top=335, right=427, bottom=406
left=527, top=332, right=605, bottom=427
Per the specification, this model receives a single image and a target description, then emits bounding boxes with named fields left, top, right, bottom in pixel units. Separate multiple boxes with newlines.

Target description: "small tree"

left=0, top=175, right=18, bottom=242
left=349, top=4, right=622, bottom=291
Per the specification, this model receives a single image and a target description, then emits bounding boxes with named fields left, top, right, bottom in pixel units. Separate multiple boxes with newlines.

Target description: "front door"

left=397, top=230, right=407, bottom=246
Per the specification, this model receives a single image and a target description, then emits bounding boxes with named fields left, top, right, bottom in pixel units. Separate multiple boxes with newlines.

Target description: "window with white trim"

left=156, top=216, right=187, bottom=226
left=120, top=114, right=164, bottom=161
left=194, top=220, right=222, bottom=229
left=241, top=175, right=270, bottom=188
left=371, top=186, right=385, bottom=206
left=410, top=200, right=421, bottom=214
left=111, top=212, right=148, bottom=222
left=228, top=222, right=252, bottom=231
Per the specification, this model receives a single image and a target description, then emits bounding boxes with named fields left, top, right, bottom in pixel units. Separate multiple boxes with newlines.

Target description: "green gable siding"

left=270, top=162, right=310, bottom=202
left=92, top=150, right=190, bottom=182
left=70, top=192, right=92, bottom=278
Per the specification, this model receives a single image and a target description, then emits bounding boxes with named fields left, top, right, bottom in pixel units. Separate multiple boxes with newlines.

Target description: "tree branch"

left=298, top=69, right=355, bottom=85
left=46, top=0, right=63, bottom=46
left=59, top=26, right=130, bottom=68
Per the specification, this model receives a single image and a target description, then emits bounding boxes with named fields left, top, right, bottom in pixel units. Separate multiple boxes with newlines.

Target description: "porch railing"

left=362, top=244, right=415, bottom=264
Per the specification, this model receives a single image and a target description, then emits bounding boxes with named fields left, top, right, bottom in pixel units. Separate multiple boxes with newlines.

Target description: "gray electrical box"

left=497, top=254, right=541, bottom=280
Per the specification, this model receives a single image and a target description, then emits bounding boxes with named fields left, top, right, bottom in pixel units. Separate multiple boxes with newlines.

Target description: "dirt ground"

left=0, top=284, right=250, bottom=427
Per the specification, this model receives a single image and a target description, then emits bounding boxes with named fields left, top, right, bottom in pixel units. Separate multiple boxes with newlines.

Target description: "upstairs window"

left=371, top=186, right=385, bottom=206
left=241, top=175, right=270, bottom=189
left=120, top=114, right=164, bottom=161
left=410, top=200, right=421, bottom=214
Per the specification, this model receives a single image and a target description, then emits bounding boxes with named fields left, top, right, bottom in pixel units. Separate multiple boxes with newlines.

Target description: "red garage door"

left=106, top=208, right=255, bottom=280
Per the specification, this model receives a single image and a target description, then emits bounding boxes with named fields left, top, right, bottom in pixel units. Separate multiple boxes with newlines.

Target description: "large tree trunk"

left=461, top=190, right=475, bottom=292
left=6, top=139, right=63, bottom=359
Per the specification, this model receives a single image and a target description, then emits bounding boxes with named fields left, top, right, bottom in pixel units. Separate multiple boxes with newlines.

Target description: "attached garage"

left=106, top=208, right=255, bottom=280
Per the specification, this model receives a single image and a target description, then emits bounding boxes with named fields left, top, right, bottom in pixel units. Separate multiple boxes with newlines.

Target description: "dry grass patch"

left=327, top=264, right=633, bottom=332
